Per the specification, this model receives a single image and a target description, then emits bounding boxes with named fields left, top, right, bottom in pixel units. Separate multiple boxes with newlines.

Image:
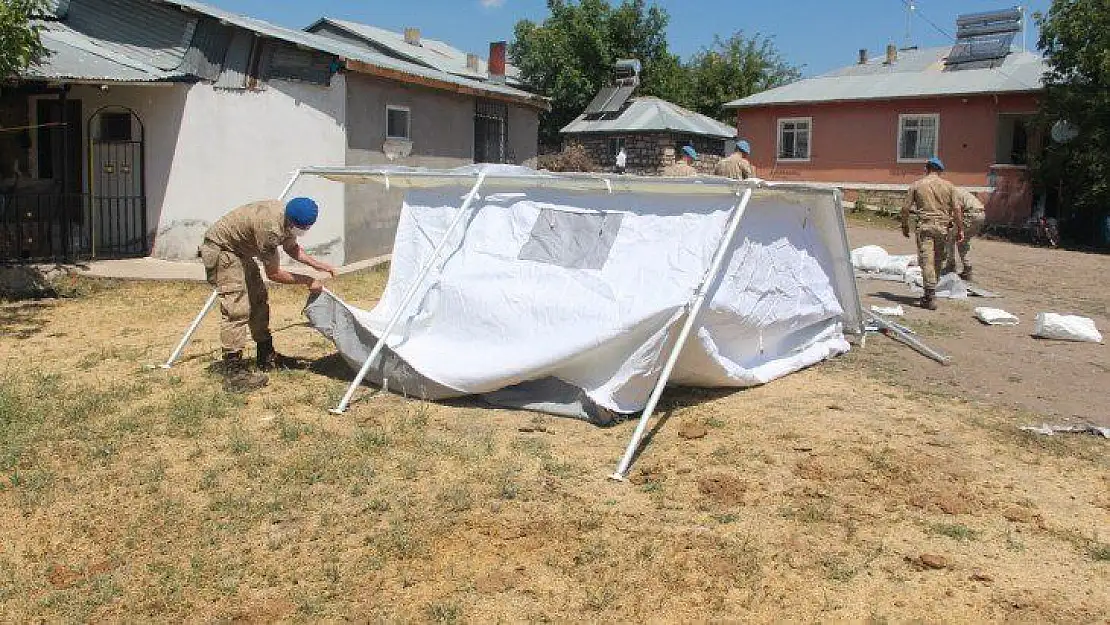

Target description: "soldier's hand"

left=308, top=279, right=324, bottom=294
left=319, top=262, right=338, bottom=278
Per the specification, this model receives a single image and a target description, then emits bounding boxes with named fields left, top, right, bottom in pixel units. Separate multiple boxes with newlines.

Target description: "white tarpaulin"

left=303, top=165, right=863, bottom=423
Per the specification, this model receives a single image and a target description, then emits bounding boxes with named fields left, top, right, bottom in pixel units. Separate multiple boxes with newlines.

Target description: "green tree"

left=510, top=0, right=683, bottom=146
left=685, top=32, right=801, bottom=124
left=0, top=0, right=49, bottom=78
left=1034, top=0, right=1110, bottom=243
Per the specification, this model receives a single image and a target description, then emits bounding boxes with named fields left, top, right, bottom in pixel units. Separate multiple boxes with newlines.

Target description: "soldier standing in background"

left=901, top=157, right=963, bottom=310
left=715, top=140, right=755, bottom=180
left=945, top=187, right=986, bottom=282
left=662, top=145, right=699, bottom=177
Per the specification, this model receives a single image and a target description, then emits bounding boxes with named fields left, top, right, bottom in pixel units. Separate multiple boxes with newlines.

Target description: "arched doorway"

left=87, top=106, right=147, bottom=257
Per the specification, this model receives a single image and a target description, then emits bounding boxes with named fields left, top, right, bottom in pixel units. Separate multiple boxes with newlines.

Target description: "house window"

left=98, top=112, right=132, bottom=142
left=777, top=118, right=811, bottom=161
left=898, top=114, right=939, bottom=162
left=386, top=105, right=411, bottom=140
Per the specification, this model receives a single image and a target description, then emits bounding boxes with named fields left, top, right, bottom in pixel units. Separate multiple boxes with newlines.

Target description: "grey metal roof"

left=725, top=46, right=1046, bottom=108
left=561, top=97, right=737, bottom=139
left=27, top=20, right=185, bottom=82
left=160, top=1, right=545, bottom=106
left=308, top=18, right=523, bottom=85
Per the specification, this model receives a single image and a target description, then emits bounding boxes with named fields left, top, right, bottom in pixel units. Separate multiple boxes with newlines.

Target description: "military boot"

left=919, top=288, right=938, bottom=311
left=221, top=351, right=269, bottom=394
left=256, top=339, right=301, bottom=371
left=959, top=266, right=973, bottom=282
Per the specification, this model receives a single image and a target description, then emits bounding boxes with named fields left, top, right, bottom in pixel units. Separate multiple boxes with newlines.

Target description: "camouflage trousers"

left=915, top=221, right=949, bottom=290
left=945, top=212, right=986, bottom=273
left=198, top=242, right=271, bottom=353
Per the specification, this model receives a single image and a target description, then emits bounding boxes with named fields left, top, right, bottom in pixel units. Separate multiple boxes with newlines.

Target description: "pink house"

left=724, top=41, right=1046, bottom=225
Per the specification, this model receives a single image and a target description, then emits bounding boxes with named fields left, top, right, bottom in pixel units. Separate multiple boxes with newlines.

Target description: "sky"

left=201, top=0, right=1051, bottom=77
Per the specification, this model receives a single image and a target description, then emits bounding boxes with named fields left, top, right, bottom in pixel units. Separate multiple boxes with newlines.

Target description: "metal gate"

left=88, top=106, right=147, bottom=257
left=474, top=100, right=510, bottom=164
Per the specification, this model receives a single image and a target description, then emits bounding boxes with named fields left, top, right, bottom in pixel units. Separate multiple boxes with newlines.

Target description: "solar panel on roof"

left=584, top=86, right=618, bottom=115
left=947, top=31, right=1016, bottom=65
left=600, top=84, right=636, bottom=113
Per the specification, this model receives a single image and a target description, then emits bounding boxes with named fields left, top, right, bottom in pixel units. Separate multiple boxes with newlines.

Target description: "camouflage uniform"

left=901, top=172, right=958, bottom=291
left=662, top=162, right=699, bottom=177
left=198, top=200, right=294, bottom=353
left=714, top=153, right=755, bottom=180
left=945, top=188, right=986, bottom=277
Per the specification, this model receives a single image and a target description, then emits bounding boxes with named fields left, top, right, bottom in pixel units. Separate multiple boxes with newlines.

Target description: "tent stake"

left=329, top=171, right=488, bottom=415
left=157, top=170, right=304, bottom=370
left=865, top=311, right=951, bottom=365
left=610, top=188, right=753, bottom=481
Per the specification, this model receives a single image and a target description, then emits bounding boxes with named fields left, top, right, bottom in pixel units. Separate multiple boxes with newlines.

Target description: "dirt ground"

left=847, top=216, right=1110, bottom=427
left=0, top=236, right=1107, bottom=622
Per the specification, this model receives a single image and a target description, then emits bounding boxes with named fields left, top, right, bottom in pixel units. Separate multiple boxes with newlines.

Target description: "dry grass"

left=0, top=267, right=1107, bottom=622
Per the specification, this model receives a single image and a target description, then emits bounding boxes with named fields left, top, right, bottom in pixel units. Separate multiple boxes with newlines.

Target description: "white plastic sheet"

left=1033, top=313, right=1103, bottom=343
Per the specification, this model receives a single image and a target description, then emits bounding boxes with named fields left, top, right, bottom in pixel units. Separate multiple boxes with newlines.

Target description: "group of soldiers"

left=656, top=140, right=757, bottom=180
left=901, top=157, right=985, bottom=310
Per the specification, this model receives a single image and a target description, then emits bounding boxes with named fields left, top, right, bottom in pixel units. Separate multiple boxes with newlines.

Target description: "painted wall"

left=735, top=93, right=1040, bottom=188
left=63, top=76, right=348, bottom=264
left=342, top=72, right=541, bottom=261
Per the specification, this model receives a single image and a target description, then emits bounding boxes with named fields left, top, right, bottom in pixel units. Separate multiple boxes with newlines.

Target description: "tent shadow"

left=308, top=353, right=356, bottom=381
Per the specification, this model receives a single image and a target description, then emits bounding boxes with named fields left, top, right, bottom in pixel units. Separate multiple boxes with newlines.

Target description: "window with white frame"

left=898, top=114, right=939, bottom=161
left=777, top=117, right=811, bottom=161
left=386, top=105, right=411, bottom=140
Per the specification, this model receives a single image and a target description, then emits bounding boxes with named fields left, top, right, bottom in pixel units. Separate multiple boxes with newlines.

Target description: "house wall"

left=736, top=93, right=1039, bottom=186
left=342, top=72, right=541, bottom=261
left=58, top=76, right=348, bottom=264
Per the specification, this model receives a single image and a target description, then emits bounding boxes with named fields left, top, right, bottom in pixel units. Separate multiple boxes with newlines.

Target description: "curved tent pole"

left=610, top=187, right=754, bottom=481
left=158, top=169, right=304, bottom=369
left=329, top=171, right=489, bottom=414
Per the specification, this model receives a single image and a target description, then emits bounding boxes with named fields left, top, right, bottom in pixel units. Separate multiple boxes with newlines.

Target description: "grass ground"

left=1, top=266, right=1107, bottom=622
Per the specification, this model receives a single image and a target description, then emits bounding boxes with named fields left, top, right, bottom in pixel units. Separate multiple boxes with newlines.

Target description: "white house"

left=0, top=0, right=547, bottom=264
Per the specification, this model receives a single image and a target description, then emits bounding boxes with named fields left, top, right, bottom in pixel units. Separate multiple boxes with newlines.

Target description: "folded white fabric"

left=974, top=307, right=1019, bottom=326
left=1032, top=313, right=1103, bottom=343
left=871, top=305, right=905, bottom=317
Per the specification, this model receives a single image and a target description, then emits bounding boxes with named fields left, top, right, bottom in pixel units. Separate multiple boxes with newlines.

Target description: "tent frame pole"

left=329, top=171, right=488, bottom=415
left=610, top=187, right=753, bottom=481
left=157, top=169, right=304, bottom=369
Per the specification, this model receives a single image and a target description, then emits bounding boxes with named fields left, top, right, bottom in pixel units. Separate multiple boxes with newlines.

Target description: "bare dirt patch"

left=848, top=222, right=1110, bottom=427
left=0, top=259, right=1107, bottom=622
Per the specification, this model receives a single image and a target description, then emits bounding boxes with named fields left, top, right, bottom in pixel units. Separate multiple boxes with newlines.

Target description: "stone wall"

left=567, top=132, right=726, bottom=175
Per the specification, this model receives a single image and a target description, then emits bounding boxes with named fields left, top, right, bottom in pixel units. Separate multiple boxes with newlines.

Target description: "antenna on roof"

left=904, top=0, right=916, bottom=48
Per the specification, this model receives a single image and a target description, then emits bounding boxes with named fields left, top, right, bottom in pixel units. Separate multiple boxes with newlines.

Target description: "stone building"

left=561, top=97, right=737, bottom=175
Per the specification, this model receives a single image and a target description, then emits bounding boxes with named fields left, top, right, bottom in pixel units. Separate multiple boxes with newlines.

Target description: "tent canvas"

left=299, top=165, right=863, bottom=425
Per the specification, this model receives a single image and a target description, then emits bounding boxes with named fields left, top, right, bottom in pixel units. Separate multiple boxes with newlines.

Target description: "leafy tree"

left=685, top=33, right=800, bottom=124
left=1034, top=0, right=1110, bottom=243
left=510, top=0, right=683, bottom=146
left=0, top=0, right=49, bottom=79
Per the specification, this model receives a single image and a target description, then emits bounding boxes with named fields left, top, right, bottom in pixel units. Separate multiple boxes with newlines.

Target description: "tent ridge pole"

left=329, top=171, right=488, bottom=415
left=609, top=187, right=754, bottom=481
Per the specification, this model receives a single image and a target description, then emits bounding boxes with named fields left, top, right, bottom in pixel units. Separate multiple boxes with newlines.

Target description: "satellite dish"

left=1051, top=120, right=1079, bottom=143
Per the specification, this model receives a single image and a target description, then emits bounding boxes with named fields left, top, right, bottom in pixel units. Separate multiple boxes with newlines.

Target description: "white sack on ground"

left=974, top=307, right=1019, bottom=326
left=851, top=245, right=918, bottom=281
left=1033, top=313, right=1103, bottom=343
left=909, top=273, right=969, bottom=299
left=304, top=166, right=863, bottom=423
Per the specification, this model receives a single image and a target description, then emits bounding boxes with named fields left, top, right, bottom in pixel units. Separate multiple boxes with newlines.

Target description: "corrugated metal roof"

left=725, top=46, right=1046, bottom=108
left=562, top=97, right=737, bottom=139
left=160, top=1, right=545, bottom=106
left=26, top=20, right=183, bottom=82
left=308, top=18, right=522, bottom=85
left=67, top=0, right=198, bottom=72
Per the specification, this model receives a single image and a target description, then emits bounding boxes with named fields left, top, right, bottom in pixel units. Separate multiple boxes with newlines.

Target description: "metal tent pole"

left=329, top=171, right=488, bottom=415
left=157, top=169, right=305, bottom=369
left=610, top=187, right=753, bottom=481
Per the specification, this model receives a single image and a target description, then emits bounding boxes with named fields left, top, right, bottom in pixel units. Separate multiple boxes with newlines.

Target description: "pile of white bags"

left=851, top=245, right=917, bottom=281
left=1033, top=313, right=1103, bottom=343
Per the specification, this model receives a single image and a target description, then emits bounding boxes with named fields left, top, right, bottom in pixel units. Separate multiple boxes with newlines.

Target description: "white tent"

left=163, top=164, right=863, bottom=479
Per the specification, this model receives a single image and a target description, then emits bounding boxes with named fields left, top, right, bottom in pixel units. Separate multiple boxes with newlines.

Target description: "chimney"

left=858, top=48, right=868, bottom=65
left=488, top=41, right=507, bottom=84
left=466, top=53, right=480, bottom=72
left=885, top=43, right=897, bottom=64
left=404, top=27, right=421, bottom=46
